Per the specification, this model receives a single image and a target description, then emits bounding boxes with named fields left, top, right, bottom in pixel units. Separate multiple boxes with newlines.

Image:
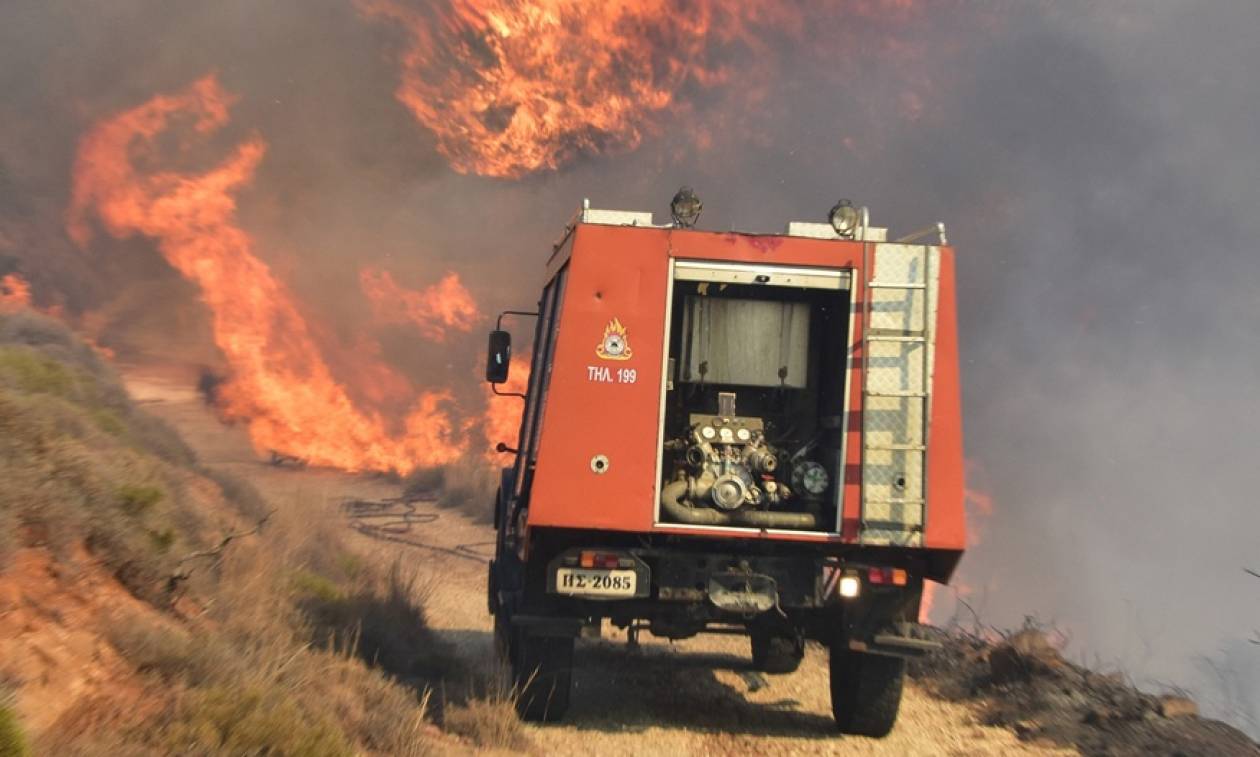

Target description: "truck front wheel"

left=829, top=647, right=905, bottom=737
left=512, top=631, right=574, bottom=722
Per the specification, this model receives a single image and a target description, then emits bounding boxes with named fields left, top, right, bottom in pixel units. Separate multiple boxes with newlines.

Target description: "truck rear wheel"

left=829, top=648, right=905, bottom=737
left=512, top=631, right=573, bottom=722
left=751, top=633, right=804, bottom=674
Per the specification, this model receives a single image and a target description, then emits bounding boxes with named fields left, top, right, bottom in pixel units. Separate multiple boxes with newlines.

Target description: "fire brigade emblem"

left=596, top=318, right=632, bottom=360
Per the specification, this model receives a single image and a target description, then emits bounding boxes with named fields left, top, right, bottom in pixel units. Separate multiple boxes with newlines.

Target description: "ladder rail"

left=859, top=222, right=936, bottom=546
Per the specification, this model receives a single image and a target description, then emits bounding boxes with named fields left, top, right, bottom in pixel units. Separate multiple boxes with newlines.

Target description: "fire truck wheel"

left=829, top=648, right=905, bottom=737
left=512, top=632, right=573, bottom=722
left=750, top=633, right=803, bottom=674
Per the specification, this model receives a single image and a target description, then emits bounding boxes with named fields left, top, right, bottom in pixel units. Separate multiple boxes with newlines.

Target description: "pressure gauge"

left=718, top=427, right=734, bottom=443
left=793, top=461, right=830, bottom=496
left=700, top=425, right=717, bottom=440
left=736, top=427, right=752, bottom=442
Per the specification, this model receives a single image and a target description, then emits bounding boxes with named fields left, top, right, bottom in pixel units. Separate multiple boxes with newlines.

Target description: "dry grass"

left=404, top=452, right=498, bottom=524
left=0, top=312, right=444, bottom=755
left=0, top=313, right=206, bottom=596
left=442, top=694, right=530, bottom=752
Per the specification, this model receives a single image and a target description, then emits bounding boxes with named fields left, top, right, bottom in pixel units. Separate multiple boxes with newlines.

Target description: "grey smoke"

left=1, top=0, right=1256, bottom=736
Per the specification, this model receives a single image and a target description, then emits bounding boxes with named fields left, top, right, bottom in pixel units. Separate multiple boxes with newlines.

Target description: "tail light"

left=867, top=567, right=908, bottom=586
left=578, top=550, right=632, bottom=569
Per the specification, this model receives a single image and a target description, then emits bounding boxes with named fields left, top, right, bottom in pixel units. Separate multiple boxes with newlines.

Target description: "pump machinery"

left=485, top=191, right=966, bottom=737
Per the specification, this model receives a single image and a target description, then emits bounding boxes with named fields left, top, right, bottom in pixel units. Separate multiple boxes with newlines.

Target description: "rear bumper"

left=527, top=545, right=924, bottom=649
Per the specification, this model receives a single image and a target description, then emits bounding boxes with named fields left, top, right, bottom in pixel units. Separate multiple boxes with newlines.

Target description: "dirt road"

left=125, top=369, right=1072, bottom=756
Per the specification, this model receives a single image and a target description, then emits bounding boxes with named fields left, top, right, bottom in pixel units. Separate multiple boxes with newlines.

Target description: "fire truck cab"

left=485, top=194, right=965, bottom=736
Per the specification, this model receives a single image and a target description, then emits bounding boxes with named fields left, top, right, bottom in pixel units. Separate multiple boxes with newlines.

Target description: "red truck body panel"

left=525, top=222, right=965, bottom=555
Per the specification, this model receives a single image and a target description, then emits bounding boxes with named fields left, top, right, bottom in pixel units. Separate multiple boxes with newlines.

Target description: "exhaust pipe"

left=660, top=479, right=817, bottom=530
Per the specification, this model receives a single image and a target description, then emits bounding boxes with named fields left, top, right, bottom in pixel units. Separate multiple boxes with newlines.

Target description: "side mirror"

left=486, top=330, right=511, bottom=384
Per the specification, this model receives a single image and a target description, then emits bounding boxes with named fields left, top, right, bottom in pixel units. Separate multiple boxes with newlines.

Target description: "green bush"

left=116, top=484, right=164, bottom=517
left=163, top=686, right=352, bottom=757
left=0, top=703, right=29, bottom=757
left=0, top=347, right=75, bottom=397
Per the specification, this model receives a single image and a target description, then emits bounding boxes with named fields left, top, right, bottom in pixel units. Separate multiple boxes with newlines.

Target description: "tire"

left=829, top=647, right=905, bottom=737
left=512, top=631, right=573, bottom=722
left=751, top=633, right=803, bottom=674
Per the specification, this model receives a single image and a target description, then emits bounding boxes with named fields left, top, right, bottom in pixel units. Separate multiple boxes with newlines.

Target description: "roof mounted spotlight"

left=828, top=199, right=860, bottom=239
left=670, top=186, right=702, bottom=228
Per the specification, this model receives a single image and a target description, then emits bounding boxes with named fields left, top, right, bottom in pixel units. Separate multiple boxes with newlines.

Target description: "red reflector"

left=867, top=567, right=909, bottom=586
left=579, top=551, right=624, bottom=569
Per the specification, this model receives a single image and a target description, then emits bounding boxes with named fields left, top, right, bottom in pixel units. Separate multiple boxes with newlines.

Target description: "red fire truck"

left=485, top=192, right=965, bottom=736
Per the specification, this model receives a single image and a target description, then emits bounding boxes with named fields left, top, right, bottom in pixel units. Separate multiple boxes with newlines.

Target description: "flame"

left=360, top=267, right=479, bottom=341
left=921, top=463, right=996, bottom=624
left=0, top=273, right=32, bottom=312
left=604, top=317, right=628, bottom=337
left=357, top=0, right=930, bottom=177
left=65, top=76, right=467, bottom=473
left=483, top=355, right=530, bottom=460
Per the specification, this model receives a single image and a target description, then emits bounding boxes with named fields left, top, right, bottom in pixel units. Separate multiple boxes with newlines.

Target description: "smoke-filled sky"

left=1, top=0, right=1257, bottom=735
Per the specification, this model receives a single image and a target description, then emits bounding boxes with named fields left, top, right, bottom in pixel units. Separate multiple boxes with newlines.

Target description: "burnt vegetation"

left=910, top=617, right=1260, bottom=757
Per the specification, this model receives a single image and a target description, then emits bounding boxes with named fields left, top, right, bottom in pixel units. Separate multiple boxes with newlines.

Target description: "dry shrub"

left=296, top=561, right=462, bottom=687
left=0, top=312, right=208, bottom=593
left=403, top=452, right=499, bottom=524
left=442, top=694, right=529, bottom=752
left=160, top=685, right=353, bottom=757
left=0, top=312, right=452, bottom=754
left=94, top=515, right=435, bottom=756
left=199, top=465, right=270, bottom=521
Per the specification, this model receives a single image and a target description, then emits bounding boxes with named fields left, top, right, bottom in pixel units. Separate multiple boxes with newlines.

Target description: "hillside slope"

left=0, top=311, right=467, bottom=755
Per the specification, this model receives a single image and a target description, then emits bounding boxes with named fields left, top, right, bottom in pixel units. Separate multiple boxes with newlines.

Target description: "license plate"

left=555, top=568, right=637, bottom=598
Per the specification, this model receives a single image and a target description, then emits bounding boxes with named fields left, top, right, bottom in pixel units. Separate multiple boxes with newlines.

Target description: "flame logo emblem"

left=596, top=318, right=632, bottom=361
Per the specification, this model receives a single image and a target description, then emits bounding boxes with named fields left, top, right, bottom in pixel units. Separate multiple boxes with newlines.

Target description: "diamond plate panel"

left=868, top=244, right=927, bottom=333
left=862, top=395, right=924, bottom=443
left=864, top=340, right=925, bottom=395
left=862, top=451, right=924, bottom=501
left=861, top=244, right=932, bottom=546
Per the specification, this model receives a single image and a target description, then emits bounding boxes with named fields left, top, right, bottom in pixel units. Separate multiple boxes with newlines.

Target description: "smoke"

left=2, top=0, right=1258, bottom=736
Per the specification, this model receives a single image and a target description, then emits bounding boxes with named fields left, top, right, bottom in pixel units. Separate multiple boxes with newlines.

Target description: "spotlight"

left=828, top=198, right=859, bottom=238
left=670, top=186, right=702, bottom=228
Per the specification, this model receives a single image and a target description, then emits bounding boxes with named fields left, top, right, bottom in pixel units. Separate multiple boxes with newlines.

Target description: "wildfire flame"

left=483, top=356, right=530, bottom=460
left=921, top=464, right=996, bottom=623
left=0, top=273, right=32, bottom=312
left=360, top=267, right=479, bottom=341
left=66, top=76, right=467, bottom=473
left=357, top=0, right=930, bottom=177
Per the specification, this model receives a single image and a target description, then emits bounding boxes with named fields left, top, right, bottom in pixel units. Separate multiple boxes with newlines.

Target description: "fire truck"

left=485, top=191, right=965, bottom=736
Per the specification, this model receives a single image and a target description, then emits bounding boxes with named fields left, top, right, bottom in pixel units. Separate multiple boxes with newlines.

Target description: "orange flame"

left=357, top=0, right=930, bottom=177
left=355, top=0, right=783, bottom=177
left=483, top=355, right=530, bottom=460
left=921, top=464, right=996, bottom=623
left=0, top=273, right=32, bottom=312
left=360, top=267, right=479, bottom=341
left=66, top=76, right=467, bottom=473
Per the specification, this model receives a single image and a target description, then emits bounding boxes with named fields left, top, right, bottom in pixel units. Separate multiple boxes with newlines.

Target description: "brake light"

left=579, top=551, right=627, bottom=569
left=867, top=567, right=908, bottom=586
